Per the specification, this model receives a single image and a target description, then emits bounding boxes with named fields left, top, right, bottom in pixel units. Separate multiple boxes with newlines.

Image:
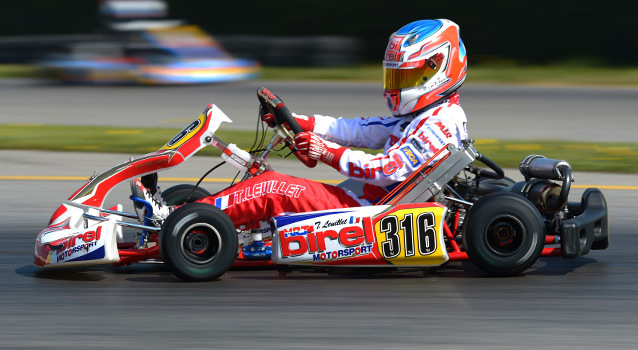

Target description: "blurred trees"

left=1, top=0, right=635, bottom=66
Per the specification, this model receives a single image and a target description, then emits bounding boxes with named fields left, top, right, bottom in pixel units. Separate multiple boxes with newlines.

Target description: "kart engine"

left=512, top=155, right=573, bottom=214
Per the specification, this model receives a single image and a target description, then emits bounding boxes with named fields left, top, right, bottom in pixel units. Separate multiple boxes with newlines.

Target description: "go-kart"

left=33, top=87, right=610, bottom=281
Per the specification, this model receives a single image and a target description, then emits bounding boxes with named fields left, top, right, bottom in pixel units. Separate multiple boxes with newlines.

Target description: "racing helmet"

left=383, top=19, right=467, bottom=116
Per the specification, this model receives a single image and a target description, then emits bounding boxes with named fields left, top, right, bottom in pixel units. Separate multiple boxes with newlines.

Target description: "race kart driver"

left=132, top=19, right=469, bottom=232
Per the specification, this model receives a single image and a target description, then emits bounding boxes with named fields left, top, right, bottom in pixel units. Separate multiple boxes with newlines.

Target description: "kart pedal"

left=130, top=178, right=171, bottom=224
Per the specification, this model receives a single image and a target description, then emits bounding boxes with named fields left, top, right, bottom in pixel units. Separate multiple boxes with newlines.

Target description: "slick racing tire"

left=160, top=203, right=238, bottom=282
left=463, top=192, right=545, bottom=276
left=482, top=176, right=516, bottom=187
left=473, top=176, right=516, bottom=197
left=590, top=235, right=609, bottom=250
left=162, top=185, right=212, bottom=206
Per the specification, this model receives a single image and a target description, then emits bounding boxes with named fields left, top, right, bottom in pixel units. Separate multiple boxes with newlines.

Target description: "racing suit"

left=195, top=93, right=468, bottom=227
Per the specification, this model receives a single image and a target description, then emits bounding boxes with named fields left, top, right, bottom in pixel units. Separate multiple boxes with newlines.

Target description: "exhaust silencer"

left=519, top=155, right=572, bottom=181
left=519, top=155, right=573, bottom=212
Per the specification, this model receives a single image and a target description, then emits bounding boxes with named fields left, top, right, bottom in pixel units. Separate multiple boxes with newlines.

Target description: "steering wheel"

left=257, top=87, right=317, bottom=167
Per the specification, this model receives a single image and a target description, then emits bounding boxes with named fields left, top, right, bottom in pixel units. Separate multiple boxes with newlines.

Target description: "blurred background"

left=1, top=6, right=637, bottom=349
left=0, top=0, right=636, bottom=84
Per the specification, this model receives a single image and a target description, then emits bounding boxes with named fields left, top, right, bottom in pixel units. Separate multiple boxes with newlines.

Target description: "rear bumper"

left=560, top=188, right=609, bottom=258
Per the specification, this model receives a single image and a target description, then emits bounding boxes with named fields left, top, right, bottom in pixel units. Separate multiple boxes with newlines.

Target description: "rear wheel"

left=473, top=176, right=516, bottom=197
left=482, top=176, right=516, bottom=187
left=160, top=203, right=238, bottom=281
left=591, top=235, right=609, bottom=250
left=463, top=192, right=545, bottom=276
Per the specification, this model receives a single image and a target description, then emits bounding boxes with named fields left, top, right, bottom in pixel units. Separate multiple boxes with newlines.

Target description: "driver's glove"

left=294, top=132, right=348, bottom=170
left=261, top=112, right=316, bottom=132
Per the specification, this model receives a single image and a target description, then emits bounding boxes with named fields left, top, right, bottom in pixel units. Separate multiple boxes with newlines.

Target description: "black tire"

left=160, top=203, right=238, bottom=281
left=482, top=176, right=516, bottom=187
left=463, top=192, right=545, bottom=276
left=473, top=176, right=516, bottom=197
left=162, top=185, right=211, bottom=206
left=591, top=234, right=610, bottom=250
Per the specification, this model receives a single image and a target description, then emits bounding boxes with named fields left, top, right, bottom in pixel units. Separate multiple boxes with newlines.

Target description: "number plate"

left=374, top=204, right=448, bottom=266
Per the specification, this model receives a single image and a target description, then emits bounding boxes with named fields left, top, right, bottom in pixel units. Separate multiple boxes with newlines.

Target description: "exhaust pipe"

left=518, top=155, right=573, bottom=212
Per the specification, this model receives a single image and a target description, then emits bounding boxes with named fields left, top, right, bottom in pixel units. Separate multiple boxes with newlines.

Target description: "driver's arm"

left=295, top=106, right=468, bottom=187
left=295, top=132, right=426, bottom=187
left=310, top=114, right=401, bottom=150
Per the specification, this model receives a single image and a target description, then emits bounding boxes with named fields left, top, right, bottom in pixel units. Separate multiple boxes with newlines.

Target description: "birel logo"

left=278, top=217, right=375, bottom=259
left=134, top=158, right=167, bottom=169
left=385, top=35, right=405, bottom=61
left=348, top=153, right=405, bottom=179
left=56, top=227, right=102, bottom=261
left=417, top=130, right=445, bottom=153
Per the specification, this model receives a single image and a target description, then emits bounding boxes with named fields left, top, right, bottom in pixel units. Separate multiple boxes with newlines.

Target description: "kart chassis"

left=34, top=87, right=609, bottom=280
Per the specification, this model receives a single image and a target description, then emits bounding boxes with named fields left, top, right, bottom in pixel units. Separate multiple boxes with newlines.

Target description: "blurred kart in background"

left=39, top=0, right=260, bottom=84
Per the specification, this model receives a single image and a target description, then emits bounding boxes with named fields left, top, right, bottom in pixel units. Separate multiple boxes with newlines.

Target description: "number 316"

left=379, top=213, right=437, bottom=258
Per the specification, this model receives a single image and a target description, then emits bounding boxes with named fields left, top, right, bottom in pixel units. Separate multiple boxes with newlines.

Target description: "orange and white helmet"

left=383, top=19, right=467, bottom=116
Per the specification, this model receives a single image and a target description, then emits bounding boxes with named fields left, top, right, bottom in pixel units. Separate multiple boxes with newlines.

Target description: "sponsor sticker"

left=400, top=145, right=421, bottom=167
left=278, top=216, right=374, bottom=258
left=214, top=180, right=306, bottom=210
left=54, top=226, right=105, bottom=263
left=410, top=138, right=426, bottom=153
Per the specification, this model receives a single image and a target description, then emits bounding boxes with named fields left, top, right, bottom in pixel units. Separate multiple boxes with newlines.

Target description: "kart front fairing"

left=34, top=104, right=232, bottom=267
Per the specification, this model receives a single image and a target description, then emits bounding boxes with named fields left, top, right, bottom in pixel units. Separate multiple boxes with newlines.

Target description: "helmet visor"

left=383, top=52, right=446, bottom=90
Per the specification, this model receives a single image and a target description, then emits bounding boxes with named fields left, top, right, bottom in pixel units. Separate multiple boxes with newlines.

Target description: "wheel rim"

left=179, top=223, right=222, bottom=265
left=484, top=215, right=525, bottom=257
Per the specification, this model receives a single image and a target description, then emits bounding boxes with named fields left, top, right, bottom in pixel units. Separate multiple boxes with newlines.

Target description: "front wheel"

left=463, top=192, right=545, bottom=276
left=162, top=184, right=211, bottom=206
left=160, top=203, right=238, bottom=281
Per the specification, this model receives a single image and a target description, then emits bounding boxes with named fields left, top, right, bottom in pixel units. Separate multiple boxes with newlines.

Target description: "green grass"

left=2, top=124, right=638, bottom=173
left=0, top=124, right=259, bottom=157
left=0, top=64, right=42, bottom=78
left=473, top=139, right=638, bottom=173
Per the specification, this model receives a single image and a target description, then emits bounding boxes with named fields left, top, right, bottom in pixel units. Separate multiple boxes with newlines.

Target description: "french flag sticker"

left=214, top=196, right=229, bottom=210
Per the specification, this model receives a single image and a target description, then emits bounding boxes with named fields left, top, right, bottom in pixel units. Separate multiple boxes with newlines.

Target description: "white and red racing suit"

left=195, top=93, right=468, bottom=227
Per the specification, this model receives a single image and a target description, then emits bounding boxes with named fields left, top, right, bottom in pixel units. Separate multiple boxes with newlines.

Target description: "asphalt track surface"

left=1, top=79, right=638, bottom=349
